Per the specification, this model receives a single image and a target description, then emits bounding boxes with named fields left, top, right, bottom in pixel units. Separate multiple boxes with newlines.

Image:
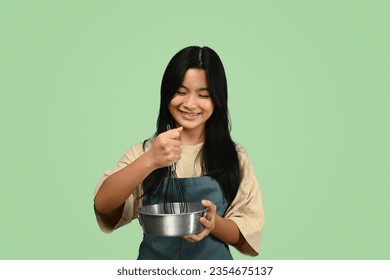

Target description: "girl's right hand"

left=147, top=126, right=183, bottom=169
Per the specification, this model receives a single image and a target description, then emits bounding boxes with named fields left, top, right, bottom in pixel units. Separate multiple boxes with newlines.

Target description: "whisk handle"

left=166, top=124, right=177, bottom=172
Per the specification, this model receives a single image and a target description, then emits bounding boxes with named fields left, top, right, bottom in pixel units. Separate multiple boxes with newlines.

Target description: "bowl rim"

left=137, top=202, right=207, bottom=216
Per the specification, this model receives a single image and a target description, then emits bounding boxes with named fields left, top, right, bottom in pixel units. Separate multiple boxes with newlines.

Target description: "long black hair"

left=143, top=46, right=241, bottom=205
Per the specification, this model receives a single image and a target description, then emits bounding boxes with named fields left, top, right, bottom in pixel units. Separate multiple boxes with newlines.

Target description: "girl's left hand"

left=182, top=199, right=216, bottom=243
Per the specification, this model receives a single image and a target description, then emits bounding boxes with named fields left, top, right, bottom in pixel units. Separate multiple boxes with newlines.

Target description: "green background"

left=1, top=0, right=389, bottom=260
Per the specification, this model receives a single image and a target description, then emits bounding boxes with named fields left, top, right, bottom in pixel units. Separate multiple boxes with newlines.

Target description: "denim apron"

left=137, top=176, right=233, bottom=260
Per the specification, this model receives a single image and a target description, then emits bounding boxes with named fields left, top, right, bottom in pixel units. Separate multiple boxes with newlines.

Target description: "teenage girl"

left=94, top=46, right=264, bottom=259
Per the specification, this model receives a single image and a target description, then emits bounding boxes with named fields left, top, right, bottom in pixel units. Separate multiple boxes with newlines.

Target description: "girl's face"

left=169, top=68, right=214, bottom=139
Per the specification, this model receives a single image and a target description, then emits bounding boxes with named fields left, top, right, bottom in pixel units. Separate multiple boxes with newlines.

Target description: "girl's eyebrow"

left=179, top=85, right=209, bottom=92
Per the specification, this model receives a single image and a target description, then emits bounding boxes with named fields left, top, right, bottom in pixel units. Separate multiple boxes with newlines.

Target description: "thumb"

left=168, top=126, right=183, bottom=140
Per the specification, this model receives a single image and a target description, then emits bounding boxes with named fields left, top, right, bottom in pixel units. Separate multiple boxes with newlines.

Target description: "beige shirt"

left=94, top=141, right=264, bottom=256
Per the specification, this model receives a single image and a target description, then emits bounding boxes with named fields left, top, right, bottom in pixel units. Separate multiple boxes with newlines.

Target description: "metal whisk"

left=163, top=125, right=188, bottom=214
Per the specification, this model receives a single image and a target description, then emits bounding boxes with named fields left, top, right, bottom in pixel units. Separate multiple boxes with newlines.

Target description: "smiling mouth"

left=179, top=110, right=200, bottom=116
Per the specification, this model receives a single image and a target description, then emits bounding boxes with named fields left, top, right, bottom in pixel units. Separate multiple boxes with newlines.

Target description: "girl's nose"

left=183, top=93, right=197, bottom=108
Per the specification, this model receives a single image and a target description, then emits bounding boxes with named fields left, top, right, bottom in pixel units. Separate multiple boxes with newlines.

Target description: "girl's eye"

left=199, top=95, right=210, bottom=98
left=176, top=91, right=186, bottom=95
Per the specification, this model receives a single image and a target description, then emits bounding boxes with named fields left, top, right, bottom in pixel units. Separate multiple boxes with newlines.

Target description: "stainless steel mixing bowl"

left=137, top=203, right=207, bottom=237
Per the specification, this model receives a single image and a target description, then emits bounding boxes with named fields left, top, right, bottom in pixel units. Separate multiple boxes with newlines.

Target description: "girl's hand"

left=182, top=200, right=217, bottom=243
left=147, top=127, right=183, bottom=169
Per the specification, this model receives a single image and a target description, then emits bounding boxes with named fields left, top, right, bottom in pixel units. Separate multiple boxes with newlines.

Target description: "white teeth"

left=179, top=110, right=198, bottom=116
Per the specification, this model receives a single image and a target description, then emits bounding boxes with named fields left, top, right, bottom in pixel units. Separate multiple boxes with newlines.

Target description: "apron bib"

left=137, top=176, right=233, bottom=260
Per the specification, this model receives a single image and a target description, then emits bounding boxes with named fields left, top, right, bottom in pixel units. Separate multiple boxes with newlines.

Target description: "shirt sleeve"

left=93, top=143, right=145, bottom=233
left=224, top=147, right=265, bottom=256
